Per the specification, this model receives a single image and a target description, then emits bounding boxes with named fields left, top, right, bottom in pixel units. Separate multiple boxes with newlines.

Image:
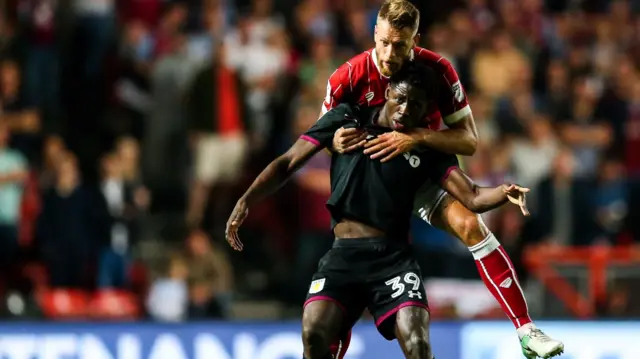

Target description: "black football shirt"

left=300, top=103, right=459, bottom=240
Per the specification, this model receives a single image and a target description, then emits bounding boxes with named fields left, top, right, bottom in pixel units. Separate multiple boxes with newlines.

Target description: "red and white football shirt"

left=321, top=47, right=472, bottom=130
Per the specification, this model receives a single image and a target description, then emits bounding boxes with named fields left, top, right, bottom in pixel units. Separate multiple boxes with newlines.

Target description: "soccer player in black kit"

left=225, top=63, right=531, bottom=359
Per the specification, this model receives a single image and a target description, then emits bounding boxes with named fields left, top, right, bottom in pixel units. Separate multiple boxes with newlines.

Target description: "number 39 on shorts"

left=384, top=272, right=421, bottom=298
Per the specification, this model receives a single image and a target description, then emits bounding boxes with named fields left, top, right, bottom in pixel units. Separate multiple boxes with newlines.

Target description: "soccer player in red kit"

left=321, top=1, right=564, bottom=358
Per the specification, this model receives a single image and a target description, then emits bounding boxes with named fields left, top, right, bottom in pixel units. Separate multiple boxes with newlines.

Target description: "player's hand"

left=225, top=199, right=248, bottom=251
left=363, top=131, right=416, bottom=162
left=502, top=184, right=530, bottom=216
left=333, top=127, right=367, bottom=154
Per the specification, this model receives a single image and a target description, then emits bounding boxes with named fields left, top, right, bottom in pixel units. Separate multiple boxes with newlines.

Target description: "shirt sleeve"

left=425, top=152, right=460, bottom=185
left=301, top=103, right=352, bottom=148
left=321, top=62, right=354, bottom=114
left=432, top=57, right=472, bottom=126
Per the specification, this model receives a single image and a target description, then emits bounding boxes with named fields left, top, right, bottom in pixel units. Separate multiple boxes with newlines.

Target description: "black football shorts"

left=303, top=237, right=429, bottom=340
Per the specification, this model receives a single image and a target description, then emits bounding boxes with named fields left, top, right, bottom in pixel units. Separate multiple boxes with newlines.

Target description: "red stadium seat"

left=38, top=289, right=90, bottom=319
left=89, top=289, right=141, bottom=320
left=128, top=261, right=149, bottom=295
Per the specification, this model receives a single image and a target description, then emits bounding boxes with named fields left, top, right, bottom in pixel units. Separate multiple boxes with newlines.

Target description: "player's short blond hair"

left=377, top=0, right=420, bottom=33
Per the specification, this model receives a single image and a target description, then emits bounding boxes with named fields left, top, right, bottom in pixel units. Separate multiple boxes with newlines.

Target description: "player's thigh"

left=394, top=306, right=432, bottom=359
left=195, top=135, right=224, bottom=185
left=304, top=250, right=366, bottom=339
left=429, top=194, right=490, bottom=245
left=412, top=181, right=448, bottom=225
left=367, top=255, right=429, bottom=340
left=302, top=300, right=344, bottom=346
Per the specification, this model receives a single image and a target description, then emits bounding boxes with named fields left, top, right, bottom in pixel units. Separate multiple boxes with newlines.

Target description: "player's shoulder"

left=413, top=47, right=456, bottom=72
left=332, top=50, right=374, bottom=79
left=344, top=50, right=374, bottom=69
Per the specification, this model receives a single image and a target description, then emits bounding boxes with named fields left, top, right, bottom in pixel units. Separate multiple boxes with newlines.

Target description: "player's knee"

left=302, top=321, right=332, bottom=353
left=402, top=332, right=432, bottom=359
left=450, top=211, right=488, bottom=246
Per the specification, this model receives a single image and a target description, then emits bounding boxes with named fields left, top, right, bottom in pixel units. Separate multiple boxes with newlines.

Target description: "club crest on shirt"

left=309, top=278, right=325, bottom=294
left=451, top=81, right=464, bottom=103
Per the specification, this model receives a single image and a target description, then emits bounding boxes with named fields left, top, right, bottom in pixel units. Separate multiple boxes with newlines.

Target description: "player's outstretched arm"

left=442, top=168, right=530, bottom=215
left=225, top=140, right=322, bottom=251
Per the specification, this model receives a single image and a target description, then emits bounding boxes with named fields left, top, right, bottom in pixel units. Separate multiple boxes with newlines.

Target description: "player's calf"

left=430, top=198, right=532, bottom=328
left=302, top=301, right=343, bottom=359
left=394, top=307, right=434, bottom=359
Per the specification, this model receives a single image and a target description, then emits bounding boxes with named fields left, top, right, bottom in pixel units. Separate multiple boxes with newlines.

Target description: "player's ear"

left=374, top=25, right=378, bottom=40
left=413, top=33, right=420, bottom=47
left=385, top=86, right=390, bottom=100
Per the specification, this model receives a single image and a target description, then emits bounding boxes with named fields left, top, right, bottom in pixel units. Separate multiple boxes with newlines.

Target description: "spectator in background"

left=18, top=0, right=59, bottom=123
left=116, top=20, right=154, bottom=139
left=184, top=230, right=233, bottom=319
left=115, top=136, right=146, bottom=189
left=339, top=2, right=371, bottom=52
left=186, top=0, right=225, bottom=67
left=186, top=42, right=248, bottom=230
left=142, top=31, right=192, bottom=205
left=297, top=37, right=340, bottom=97
left=97, top=149, right=146, bottom=289
left=558, top=76, right=612, bottom=177
left=146, top=253, right=188, bottom=322
left=626, top=81, right=640, bottom=177
left=528, top=148, right=597, bottom=247
left=153, top=2, right=188, bottom=59
left=39, top=135, right=65, bottom=189
left=294, top=0, right=334, bottom=42
left=0, top=122, right=28, bottom=275
left=494, top=64, right=537, bottom=136
left=593, top=156, right=629, bottom=243
left=538, top=60, right=571, bottom=120
left=37, top=153, right=109, bottom=288
left=0, top=60, right=40, bottom=161
left=225, top=13, right=288, bottom=150
left=510, top=114, right=559, bottom=190
left=0, top=13, right=24, bottom=61
left=73, top=0, right=115, bottom=84
left=472, top=29, right=529, bottom=99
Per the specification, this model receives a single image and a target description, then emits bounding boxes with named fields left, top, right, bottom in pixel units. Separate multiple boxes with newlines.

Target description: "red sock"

left=471, top=233, right=532, bottom=329
left=329, top=330, right=351, bottom=359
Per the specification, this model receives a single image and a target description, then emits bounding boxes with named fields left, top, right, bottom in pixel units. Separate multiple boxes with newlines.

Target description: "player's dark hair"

left=389, top=62, right=438, bottom=99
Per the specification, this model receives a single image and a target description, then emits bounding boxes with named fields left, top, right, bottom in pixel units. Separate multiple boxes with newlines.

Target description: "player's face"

left=374, top=20, right=417, bottom=77
left=384, top=83, right=429, bottom=131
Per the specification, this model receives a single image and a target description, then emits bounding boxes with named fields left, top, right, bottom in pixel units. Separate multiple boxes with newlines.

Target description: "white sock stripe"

left=469, top=233, right=501, bottom=260
left=335, top=340, right=343, bottom=358
left=497, top=246, right=530, bottom=314
left=478, top=257, right=520, bottom=327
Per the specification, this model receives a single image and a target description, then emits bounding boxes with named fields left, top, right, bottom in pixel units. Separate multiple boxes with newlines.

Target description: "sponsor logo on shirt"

left=451, top=81, right=464, bottom=102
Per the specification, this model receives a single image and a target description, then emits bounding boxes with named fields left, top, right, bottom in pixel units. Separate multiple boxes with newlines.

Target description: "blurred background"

left=0, top=0, right=640, bottom=334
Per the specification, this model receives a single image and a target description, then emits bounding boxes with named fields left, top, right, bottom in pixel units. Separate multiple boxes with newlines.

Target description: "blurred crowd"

left=1, top=0, right=640, bottom=321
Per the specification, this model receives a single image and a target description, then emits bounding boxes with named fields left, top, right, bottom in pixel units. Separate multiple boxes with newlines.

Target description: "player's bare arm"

left=226, top=139, right=321, bottom=251
left=362, top=112, right=479, bottom=162
left=442, top=168, right=530, bottom=215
